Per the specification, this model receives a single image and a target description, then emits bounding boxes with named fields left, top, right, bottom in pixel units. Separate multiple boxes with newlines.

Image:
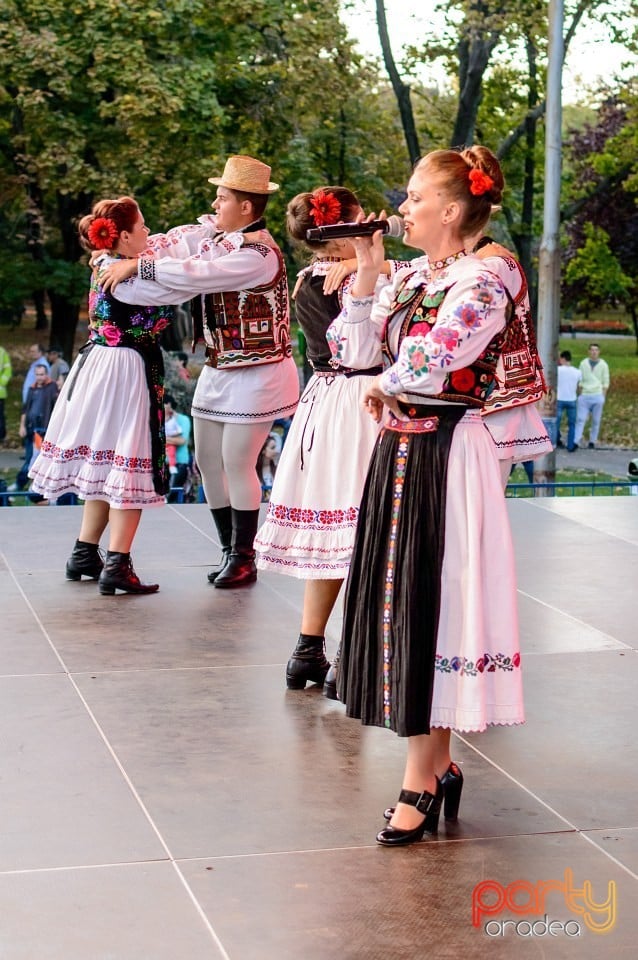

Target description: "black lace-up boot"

left=98, top=551, right=159, bottom=595
left=213, top=508, right=259, bottom=588
left=286, top=633, right=330, bottom=689
left=322, top=642, right=341, bottom=700
left=65, top=540, right=104, bottom=581
left=207, top=506, right=233, bottom=583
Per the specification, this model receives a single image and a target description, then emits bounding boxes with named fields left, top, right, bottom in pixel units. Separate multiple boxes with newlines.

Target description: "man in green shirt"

left=0, top=343, right=12, bottom=442
left=574, top=343, right=610, bottom=449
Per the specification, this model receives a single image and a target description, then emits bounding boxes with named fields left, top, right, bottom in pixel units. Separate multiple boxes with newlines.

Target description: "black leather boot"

left=286, top=634, right=330, bottom=690
left=66, top=539, right=104, bottom=581
left=323, top=642, right=341, bottom=700
left=207, top=506, right=233, bottom=583
left=213, top=508, right=259, bottom=589
left=98, top=551, right=159, bottom=595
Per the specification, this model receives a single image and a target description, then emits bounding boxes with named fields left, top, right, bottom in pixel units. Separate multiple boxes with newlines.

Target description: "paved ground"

left=1, top=498, right=637, bottom=958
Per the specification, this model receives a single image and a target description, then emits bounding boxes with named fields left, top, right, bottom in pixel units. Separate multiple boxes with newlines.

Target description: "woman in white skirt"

left=328, top=147, right=524, bottom=846
left=254, top=186, right=404, bottom=692
left=29, top=197, right=170, bottom=595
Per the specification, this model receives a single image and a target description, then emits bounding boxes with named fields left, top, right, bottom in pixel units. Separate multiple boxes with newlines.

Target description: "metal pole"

left=535, top=0, right=564, bottom=488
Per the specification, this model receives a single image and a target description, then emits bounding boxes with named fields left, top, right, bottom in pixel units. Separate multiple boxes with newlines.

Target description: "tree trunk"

left=48, top=292, right=80, bottom=364
left=375, top=0, right=421, bottom=164
left=450, top=4, right=501, bottom=149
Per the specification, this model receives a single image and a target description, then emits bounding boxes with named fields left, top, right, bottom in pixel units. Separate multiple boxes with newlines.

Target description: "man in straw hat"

left=101, top=155, right=299, bottom=588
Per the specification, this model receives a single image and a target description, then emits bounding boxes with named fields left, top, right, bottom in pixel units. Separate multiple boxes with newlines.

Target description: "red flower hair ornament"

left=88, top=217, right=119, bottom=250
left=468, top=169, right=494, bottom=197
left=309, top=190, right=341, bottom=227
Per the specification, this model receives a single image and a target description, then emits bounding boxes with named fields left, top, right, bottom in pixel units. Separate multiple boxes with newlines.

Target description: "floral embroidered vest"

left=482, top=257, right=547, bottom=413
left=193, top=242, right=291, bottom=370
left=382, top=272, right=510, bottom=409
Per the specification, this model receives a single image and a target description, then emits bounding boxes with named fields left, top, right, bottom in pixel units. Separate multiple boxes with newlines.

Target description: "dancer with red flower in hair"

left=255, top=186, right=407, bottom=692
left=328, top=146, right=524, bottom=845
left=29, top=196, right=171, bottom=594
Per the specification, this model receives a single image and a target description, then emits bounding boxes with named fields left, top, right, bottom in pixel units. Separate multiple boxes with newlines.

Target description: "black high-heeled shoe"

left=383, top=761, right=464, bottom=822
left=376, top=779, right=443, bottom=847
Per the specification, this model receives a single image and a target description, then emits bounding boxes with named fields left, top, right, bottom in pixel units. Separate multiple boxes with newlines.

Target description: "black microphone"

left=306, top=215, right=404, bottom=242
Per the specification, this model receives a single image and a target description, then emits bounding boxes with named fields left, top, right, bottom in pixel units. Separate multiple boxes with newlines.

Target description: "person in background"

left=255, top=186, right=406, bottom=694
left=29, top=196, right=172, bottom=595
left=0, top=342, right=12, bottom=443
left=100, top=155, right=299, bottom=589
left=256, top=431, right=282, bottom=501
left=22, top=344, right=50, bottom=403
left=46, top=346, right=70, bottom=384
left=164, top=392, right=192, bottom=502
left=329, top=146, right=523, bottom=846
left=556, top=349, right=581, bottom=452
left=15, top=364, right=59, bottom=491
left=574, top=343, right=610, bottom=449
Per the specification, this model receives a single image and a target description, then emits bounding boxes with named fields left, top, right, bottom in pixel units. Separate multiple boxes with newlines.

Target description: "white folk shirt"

left=112, top=216, right=299, bottom=422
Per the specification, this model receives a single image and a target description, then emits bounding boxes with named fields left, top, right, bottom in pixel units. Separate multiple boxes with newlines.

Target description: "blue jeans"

left=556, top=399, right=577, bottom=450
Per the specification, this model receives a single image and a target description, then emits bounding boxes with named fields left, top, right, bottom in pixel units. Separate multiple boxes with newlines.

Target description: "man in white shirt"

left=101, top=156, right=299, bottom=588
left=556, top=350, right=581, bottom=452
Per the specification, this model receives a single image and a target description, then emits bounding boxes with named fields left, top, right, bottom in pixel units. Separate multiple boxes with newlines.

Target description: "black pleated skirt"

left=337, top=404, right=467, bottom=737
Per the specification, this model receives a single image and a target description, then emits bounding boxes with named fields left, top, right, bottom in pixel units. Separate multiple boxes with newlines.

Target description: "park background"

left=1, top=0, right=637, bottom=461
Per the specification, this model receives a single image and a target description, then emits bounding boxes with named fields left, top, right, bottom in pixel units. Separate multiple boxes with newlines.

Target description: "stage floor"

left=1, top=498, right=637, bottom=959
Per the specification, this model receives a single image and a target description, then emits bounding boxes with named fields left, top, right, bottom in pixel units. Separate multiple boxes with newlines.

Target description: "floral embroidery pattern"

left=40, top=439, right=153, bottom=471
left=435, top=651, right=521, bottom=677
left=266, top=502, right=358, bottom=529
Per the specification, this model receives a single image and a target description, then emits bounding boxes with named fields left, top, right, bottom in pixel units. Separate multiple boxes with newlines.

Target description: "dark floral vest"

left=382, top=272, right=510, bottom=409
left=68, top=271, right=173, bottom=496
left=192, top=242, right=291, bottom=370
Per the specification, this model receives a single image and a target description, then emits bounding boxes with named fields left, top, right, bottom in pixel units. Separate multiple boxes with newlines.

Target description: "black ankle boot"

left=323, top=642, right=341, bottom=700
left=286, top=634, right=330, bottom=690
left=214, top=508, right=259, bottom=589
left=384, top=761, right=463, bottom=822
left=376, top=779, right=443, bottom=846
left=207, top=506, right=233, bottom=583
left=66, top=539, right=104, bottom=581
left=98, top=551, right=159, bottom=595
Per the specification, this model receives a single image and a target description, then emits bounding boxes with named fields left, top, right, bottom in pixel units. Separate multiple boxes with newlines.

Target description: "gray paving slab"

left=0, top=572, right=65, bottom=676
left=0, top=863, right=226, bottom=960
left=460, top=649, right=638, bottom=831
left=72, top=665, right=566, bottom=860
left=179, top=832, right=636, bottom=959
left=0, top=674, right=167, bottom=871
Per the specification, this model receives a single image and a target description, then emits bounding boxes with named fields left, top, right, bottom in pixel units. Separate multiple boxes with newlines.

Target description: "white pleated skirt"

left=255, top=372, right=382, bottom=579
left=431, top=415, right=524, bottom=731
left=29, top=345, right=165, bottom=509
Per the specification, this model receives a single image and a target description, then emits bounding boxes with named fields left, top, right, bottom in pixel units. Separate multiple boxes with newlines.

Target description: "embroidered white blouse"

left=326, top=254, right=509, bottom=400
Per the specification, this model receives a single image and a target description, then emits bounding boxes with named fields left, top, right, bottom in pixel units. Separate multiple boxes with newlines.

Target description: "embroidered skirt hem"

left=255, top=372, right=382, bottom=579
left=28, top=346, right=166, bottom=510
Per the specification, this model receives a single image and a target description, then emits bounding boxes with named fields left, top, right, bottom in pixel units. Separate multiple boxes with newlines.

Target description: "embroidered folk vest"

left=382, top=271, right=510, bottom=409
left=482, top=257, right=547, bottom=413
left=193, top=241, right=291, bottom=370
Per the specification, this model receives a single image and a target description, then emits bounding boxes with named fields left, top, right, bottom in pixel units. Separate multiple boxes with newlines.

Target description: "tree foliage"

left=561, top=89, right=638, bottom=345
left=0, top=0, right=382, bottom=356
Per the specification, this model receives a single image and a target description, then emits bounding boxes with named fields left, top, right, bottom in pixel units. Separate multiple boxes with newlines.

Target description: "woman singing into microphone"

left=255, top=186, right=407, bottom=693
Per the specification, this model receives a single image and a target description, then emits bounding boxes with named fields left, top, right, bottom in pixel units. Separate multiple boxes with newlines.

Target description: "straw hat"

left=208, top=155, right=279, bottom=194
